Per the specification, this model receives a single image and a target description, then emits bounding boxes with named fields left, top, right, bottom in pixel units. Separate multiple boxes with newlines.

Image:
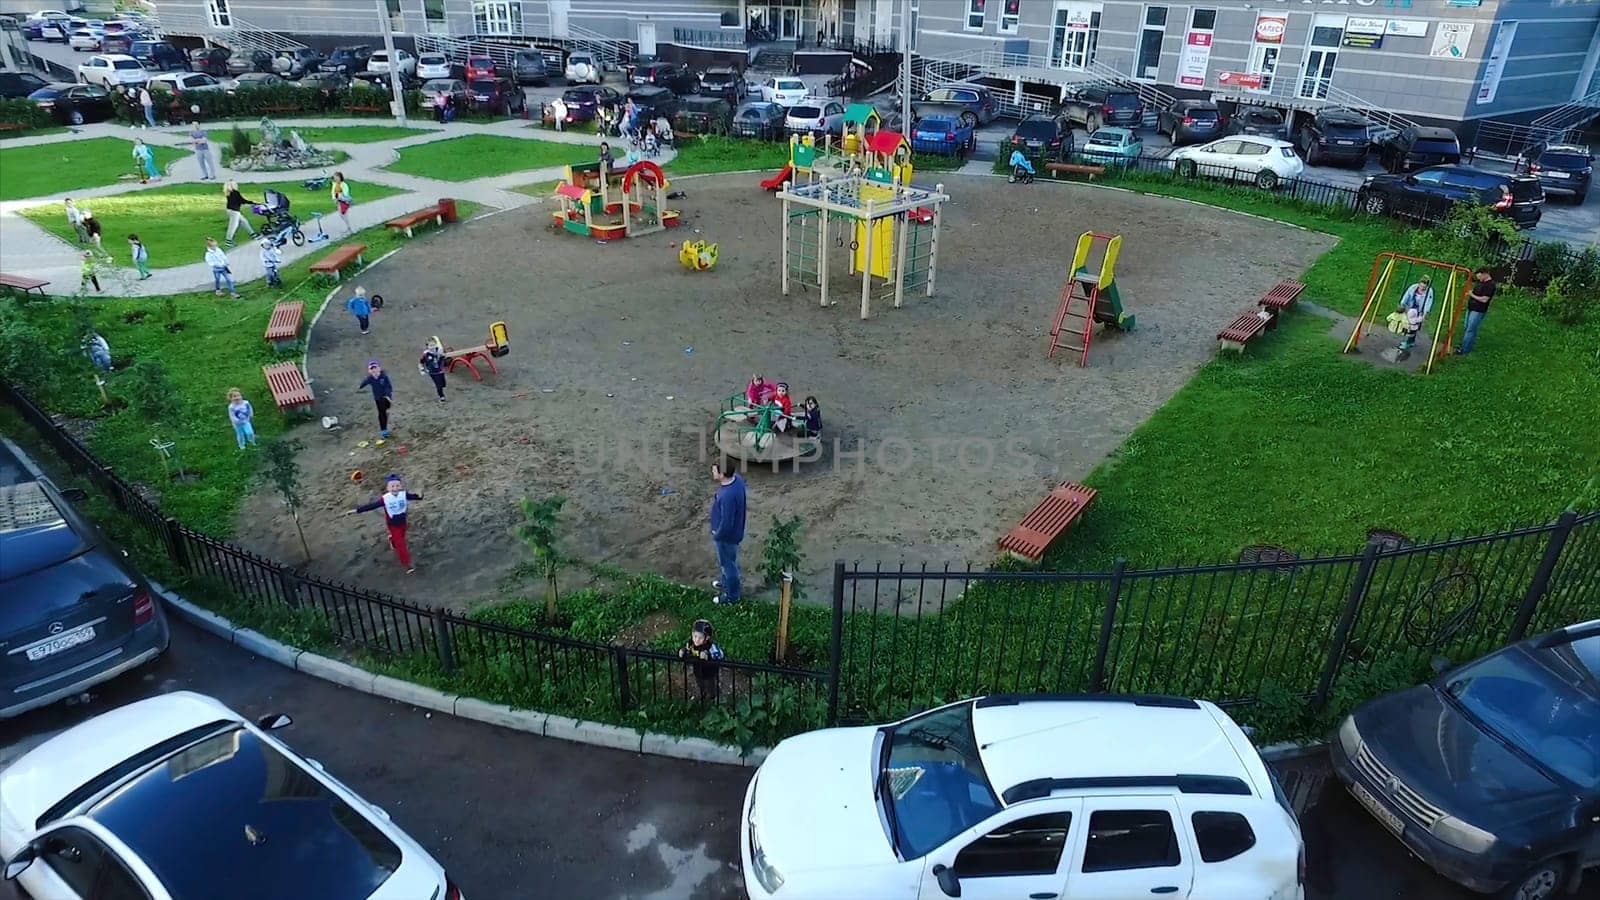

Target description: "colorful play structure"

left=1343, top=252, right=1470, bottom=373
left=432, top=321, right=511, bottom=382
left=761, top=103, right=884, bottom=190
left=1048, top=231, right=1136, bottom=367
left=714, top=394, right=822, bottom=465
left=679, top=239, right=719, bottom=271
left=551, top=159, right=680, bottom=241
left=775, top=125, right=951, bottom=319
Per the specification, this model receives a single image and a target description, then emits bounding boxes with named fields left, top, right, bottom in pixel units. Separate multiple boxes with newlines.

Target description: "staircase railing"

left=1529, top=86, right=1600, bottom=131
left=1472, top=121, right=1584, bottom=161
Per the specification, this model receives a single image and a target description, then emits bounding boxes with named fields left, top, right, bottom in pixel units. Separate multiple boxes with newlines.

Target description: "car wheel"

left=1361, top=192, right=1388, bottom=215
left=960, top=111, right=977, bottom=129
left=1256, top=169, right=1279, bottom=190
left=69, top=109, right=84, bottom=125
left=1500, top=859, right=1566, bottom=900
left=1573, top=190, right=1587, bottom=204
left=1176, top=158, right=1198, bottom=178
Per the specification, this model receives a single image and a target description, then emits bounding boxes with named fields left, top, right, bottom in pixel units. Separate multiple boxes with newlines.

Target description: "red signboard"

left=1218, top=71, right=1265, bottom=89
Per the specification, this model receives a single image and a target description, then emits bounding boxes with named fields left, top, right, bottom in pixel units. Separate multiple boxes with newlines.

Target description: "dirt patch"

left=232, top=173, right=1334, bottom=605
left=614, top=610, right=681, bottom=649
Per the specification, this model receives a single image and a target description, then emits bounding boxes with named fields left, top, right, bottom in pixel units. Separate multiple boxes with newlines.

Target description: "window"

left=955, top=812, right=1072, bottom=877
left=1136, top=6, right=1167, bottom=79
left=1082, top=810, right=1182, bottom=873
left=424, top=0, right=446, bottom=34
left=1210, top=139, right=1243, bottom=155
left=1192, top=812, right=1257, bottom=862
left=1000, top=0, right=1021, bottom=34
left=473, top=1, right=522, bottom=35
left=1299, top=13, right=1343, bottom=99
left=205, top=0, right=231, bottom=29
left=1190, top=8, right=1216, bottom=30
left=1051, top=3, right=1103, bottom=71
left=966, top=0, right=987, bottom=31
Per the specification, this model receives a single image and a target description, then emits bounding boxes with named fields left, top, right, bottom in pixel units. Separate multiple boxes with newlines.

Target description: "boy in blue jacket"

left=357, top=360, right=394, bottom=438
left=345, top=473, right=422, bottom=573
left=710, top=460, right=746, bottom=605
left=346, top=286, right=373, bottom=334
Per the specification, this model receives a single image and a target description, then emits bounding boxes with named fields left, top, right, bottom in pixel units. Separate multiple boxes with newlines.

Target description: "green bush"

left=166, top=85, right=422, bottom=123
left=1529, top=240, right=1574, bottom=287
left=229, top=123, right=251, bottom=158
left=0, top=98, right=55, bottom=130
left=1538, top=275, right=1592, bottom=326
left=1407, top=203, right=1520, bottom=272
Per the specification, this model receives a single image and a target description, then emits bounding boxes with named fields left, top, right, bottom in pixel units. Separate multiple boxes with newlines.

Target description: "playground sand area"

left=235, top=172, right=1335, bottom=605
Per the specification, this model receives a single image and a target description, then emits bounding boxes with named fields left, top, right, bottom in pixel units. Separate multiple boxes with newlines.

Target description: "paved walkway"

left=0, top=117, right=673, bottom=295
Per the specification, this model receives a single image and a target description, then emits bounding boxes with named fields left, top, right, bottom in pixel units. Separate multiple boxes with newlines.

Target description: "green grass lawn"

left=383, top=134, right=595, bottom=181
left=665, top=136, right=789, bottom=176
left=0, top=137, right=186, bottom=202
left=19, top=179, right=406, bottom=270
left=509, top=180, right=560, bottom=197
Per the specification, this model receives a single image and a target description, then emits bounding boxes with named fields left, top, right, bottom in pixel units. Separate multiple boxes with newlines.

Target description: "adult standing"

left=709, top=460, right=747, bottom=605
left=223, top=180, right=257, bottom=247
left=1456, top=267, right=1497, bottom=356
left=357, top=360, right=395, bottom=439
left=330, top=171, right=352, bottom=234
left=1395, top=274, right=1433, bottom=353
left=190, top=123, right=217, bottom=181
left=139, top=86, right=156, bottom=128
left=549, top=95, right=567, bottom=132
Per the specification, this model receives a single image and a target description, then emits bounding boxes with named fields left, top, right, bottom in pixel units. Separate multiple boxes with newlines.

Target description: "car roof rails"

left=1534, top=619, right=1600, bottom=648
left=975, top=693, right=1200, bottom=710
left=1002, top=774, right=1252, bottom=804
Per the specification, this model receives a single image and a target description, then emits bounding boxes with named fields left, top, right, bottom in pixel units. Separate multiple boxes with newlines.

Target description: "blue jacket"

left=358, top=372, right=394, bottom=401
left=710, top=475, right=746, bottom=544
left=346, top=294, right=372, bottom=318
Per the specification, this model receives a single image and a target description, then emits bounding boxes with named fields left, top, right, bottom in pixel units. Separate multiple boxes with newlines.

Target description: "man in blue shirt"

left=710, top=460, right=747, bottom=605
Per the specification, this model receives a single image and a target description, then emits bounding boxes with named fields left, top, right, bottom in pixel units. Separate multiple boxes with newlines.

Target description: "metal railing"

left=1472, top=121, right=1586, bottom=163
left=1530, top=86, right=1600, bottom=130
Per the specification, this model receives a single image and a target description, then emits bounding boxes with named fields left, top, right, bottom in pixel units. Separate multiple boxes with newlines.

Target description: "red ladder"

left=1048, top=275, right=1099, bottom=367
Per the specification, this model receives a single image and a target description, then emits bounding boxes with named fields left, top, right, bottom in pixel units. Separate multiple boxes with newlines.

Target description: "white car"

left=761, top=76, right=808, bottom=107
left=1169, top=135, right=1306, bottom=188
left=366, top=49, right=416, bottom=78
left=77, top=54, right=146, bottom=88
left=0, top=692, right=462, bottom=900
left=742, top=694, right=1305, bottom=900
left=149, top=71, right=225, bottom=94
left=416, top=52, right=452, bottom=81
left=564, top=51, right=600, bottom=84
left=785, top=98, right=846, bottom=136
left=67, top=27, right=103, bottom=51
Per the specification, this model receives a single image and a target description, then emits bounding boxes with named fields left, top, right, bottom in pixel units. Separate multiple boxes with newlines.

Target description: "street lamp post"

left=375, top=0, right=409, bottom=126
left=900, top=0, right=911, bottom=130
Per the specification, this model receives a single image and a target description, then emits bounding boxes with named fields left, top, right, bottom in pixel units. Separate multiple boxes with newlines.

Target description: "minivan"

left=1381, top=126, right=1462, bottom=173
left=1360, top=164, right=1544, bottom=228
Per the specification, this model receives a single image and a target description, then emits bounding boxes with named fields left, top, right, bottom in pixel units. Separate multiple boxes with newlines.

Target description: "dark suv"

left=1524, top=143, right=1593, bottom=204
left=1226, top=105, right=1289, bottom=141
left=130, top=40, right=189, bottom=72
left=1009, top=114, right=1074, bottom=161
left=469, top=77, right=527, bottom=116
left=1298, top=108, right=1370, bottom=167
left=698, top=66, right=745, bottom=104
left=1062, top=85, right=1143, bottom=131
left=512, top=49, right=549, bottom=86
left=1380, top=125, right=1462, bottom=173
left=630, top=61, right=697, bottom=95
left=320, top=45, right=374, bottom=75
left=0, top=478, right=169, bottom=719
left=1360, top=164, right=1544, bottom=228
left=626, top=85, right=679, bottom=122
left=1332, top=620, right=1600, bottom=900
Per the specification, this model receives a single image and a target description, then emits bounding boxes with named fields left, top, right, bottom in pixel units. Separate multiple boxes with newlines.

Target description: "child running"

left=346, top=473, right=423, bottom=573
left=330, top=172, right=352, bottom=234
left=419, top=338, right=448, bottom=402
left=128, top=233, right=151, bottom=280
left=79, top=252, right=101, bottom=293
left=226, top=388, right=257, bottom=449
left=345, top=286, right=373, bottom=334
left=357, top=360, right=395, bottom=439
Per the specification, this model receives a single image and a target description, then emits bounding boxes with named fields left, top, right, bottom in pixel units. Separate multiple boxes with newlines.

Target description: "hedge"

left=0, top=98, right=56, bottom=131
left=153, top=85, right=424, bottom=122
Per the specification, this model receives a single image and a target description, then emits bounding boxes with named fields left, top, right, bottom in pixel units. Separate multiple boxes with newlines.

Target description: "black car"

left=1008, top=114, right=1074, bottom=161
left=469, top=77, right=527, bottom=116
left=1332, top=620, right=1600, bottom=900
left=320, top=45, right=374, bottom=75
left=1525, top=144, right=1593, bottom=203
left=698, top=66, right=745, bottom=103
left=274, top=47, right=325, bottom=79
left=1226, top=105, right=1289, bottom=141
left=1297, top=108, right=1371, bottom=167
left=189, top=46, right=231, bottom=77
left=557, top=84, right=620, bottom=123
left=130, top=40, right=188, bottom=72
left=1380, top=125, right=1462, bottom=173
left=626, top=85, right=679, bottom=122
left=512, top=49, right=548, bottom=86
left=732, top=101, right=785, bottom=139
left=630, top=61, right=697, bottom=95
left=352, top=70, right=406, bottom=95
left=674, top=95, right=732, bottom=135
left=27, top=82, right=115, bottom=125
left=1156, top=99, right=1222, bottom=146
left=1062, top=85, right=1144, bottom=131
left=0, top=479, right=170, bottom=719
left=1359, top=164, right=1544, bottom=228
left=0, top=71, right=51, bottom=100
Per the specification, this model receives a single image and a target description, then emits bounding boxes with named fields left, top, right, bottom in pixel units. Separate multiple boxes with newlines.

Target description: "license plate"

left=1336, top=139, right=1355, bottom=145
left=1348, top=781, right=1405, bottom=836
left=1547, top=171, right=1569, bottom=179
left=26, top=625, right=96, bottom=661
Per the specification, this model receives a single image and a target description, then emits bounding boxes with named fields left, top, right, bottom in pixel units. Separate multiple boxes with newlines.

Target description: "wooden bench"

left=0, top=273, right=50, bottom=296
left=1046, top=162, right=1108, bottom=180
left=0, top=123, right=30, bottom=133
left=1258, top=279, right=1306, bottom=313
left=263, top=301, right=304, bottom=351
left=345, top=105, right=384, bottom=114
left=309, top=243, right=367, bottom=282
left=262, top=362, right=314, bottom=414
left=998, top=481, right=1099, bottom=563
left=1217, top=308, right=1275, bottom=352
left=385, top=204, right=445, bottom=238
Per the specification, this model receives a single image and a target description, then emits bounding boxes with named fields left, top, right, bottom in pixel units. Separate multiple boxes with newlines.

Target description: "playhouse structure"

left=552, top=159, right=680, bottom=241
left=761, top=103, right=884, bottom=190
left=1048, top=231, right=1136, bottom=367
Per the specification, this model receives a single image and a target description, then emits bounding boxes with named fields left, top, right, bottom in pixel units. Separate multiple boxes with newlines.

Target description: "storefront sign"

left=1177, top=30, right=1214, bottom=86
left=1254, top=14, right=1288, bottom=43
left=1476, top=20, right=1517, bottom=104
left=1446, top=0, right=1481, bottom=7
left=1430, top=21, right=1474, bottom=60
left=1385, top=19, right=1427, bottom=37
left=1343, top=16, right=1385, bottom=47
left=1219, top=70, right=1265, bottom=88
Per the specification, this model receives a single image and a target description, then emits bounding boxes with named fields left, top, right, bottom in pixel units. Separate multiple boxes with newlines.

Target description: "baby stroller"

left=252, top=189, right=305, bottom=247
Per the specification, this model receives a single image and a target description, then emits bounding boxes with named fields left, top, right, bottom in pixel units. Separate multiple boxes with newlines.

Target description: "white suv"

left=77, top=54, right=146, bottom=89
left=742, top=694, right=1304, bottom=900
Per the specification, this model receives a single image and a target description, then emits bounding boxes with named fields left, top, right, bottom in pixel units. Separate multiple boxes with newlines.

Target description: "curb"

left=151, top=580, right=768, bottom=768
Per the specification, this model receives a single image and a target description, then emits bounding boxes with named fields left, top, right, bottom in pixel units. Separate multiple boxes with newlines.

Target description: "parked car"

left=0, top=479, right=169, bottom=719
left=0, top=692, right=458, bottom=898
left=1333, top=619, right=1600, bottom=900
left=1225, top=105, right=1290, bottom=141
left=28, top=82, right=113, bottom=125
left=1170, top=135, right=1305, bottom=188
left=23, top=12, right=71, bottom=41
left=741, top=694, right=1304, bottom=900
left=675, top=95, right=733, bottom=135
left=419, top=78, right=471, bottom=110
left=732, top=100, right=786, bottom=139
left=189, top=46, right=231, bottom=77
left=76, top=54, right=146, bottom=89
left=1078, top=126, right=1144, bottom=166
left=557, top=84, right=620, bottom=123
left=760, top=75, right=808, bottom=106
left=1008, top=114, right=1074, bottom=161
left=785, top=98, right=845, bottom=136
left=1156, top=99, right=1223, bottom=146
left=463, top=55, right=498, bottom=82
left=909, top=114, right=975, bottom=157
left=296, top=71, right=350, bottom=93
left=1062, top=85, right=1144, bottom=132
left=1379, top=125, right=1462, bottom=173
left=365, top=48, right=416, bottom=80
left=1297, top=107, right=1370, bottom=167
left=625, top=85, right=679, bottom=123
left=511, top=48, right=548, bottom=86
left=631, top=61, right=697, bottom=95
left=565, top=51, right=601, bottom=85
left=226, top=47, right=273, bottom=76
left=351, top=70, right=406, bottom=96
left=320, top=44, right=374, bottom=76
left=148, top=71, right=224, bottom=95
left=0, top=70, right=50, bottom=100
left=224, top=71, right=286, bottom=94
left=272, top=46, right=325, bottom=79
left=918, top=84, right=998, bottom=128
left=1359, top=164, right=1544, bottom=228
left=469, top=77, right=526, bottom=116
left=415, top=52, right=452, bottom=81
left=66, top=27, right=102, bottom=52
left=698, top=66, right=745, bottom=103
left=100, top=32, right=134, bottom=55
left=129, top=39, right=187, bottom=72
left=1523, top=143, right=1592, bottom=203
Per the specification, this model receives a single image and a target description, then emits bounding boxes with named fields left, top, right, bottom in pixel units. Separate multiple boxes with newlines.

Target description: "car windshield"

left=917, top=118, right=957, bottom=133
left=420, top=55, right=445, bottom=65
left=1444, top=637, right=1600, bottom=788
left=1106, top=94, right=1140, bottom=108
left=570, top=54, right=593, bottom=64
left=777, top=80, right=804, bottom=90
left=1088, top=133, right=1121, bottom=146
left=880, top=703, right=1000, bottom=859
left=562, top=89, right=594, bottom=102
left=113, top=59, right=141, bottom=70
left=468, top=57, right=491, bottom=67
left=1016, top=119, right=1056, bottom=139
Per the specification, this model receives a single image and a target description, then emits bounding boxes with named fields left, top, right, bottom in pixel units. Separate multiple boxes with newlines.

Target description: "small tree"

left=263, top=438, right=311, bottom=562
left=760, top=515, right=805, bottom=663
left=124, top=359, right=180, bottom=424
left=515, top=496, right=567, bottom=624
left=230, top=122, right=252, bottom=159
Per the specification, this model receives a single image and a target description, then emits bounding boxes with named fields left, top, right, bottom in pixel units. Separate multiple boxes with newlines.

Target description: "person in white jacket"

left=1396, top=274, right=1434, bottom=352
left=204, top=238, right=237, bottom=298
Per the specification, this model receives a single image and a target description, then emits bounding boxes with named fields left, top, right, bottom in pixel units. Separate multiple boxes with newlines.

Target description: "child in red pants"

left=347, top=473, right=423, bottom=573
